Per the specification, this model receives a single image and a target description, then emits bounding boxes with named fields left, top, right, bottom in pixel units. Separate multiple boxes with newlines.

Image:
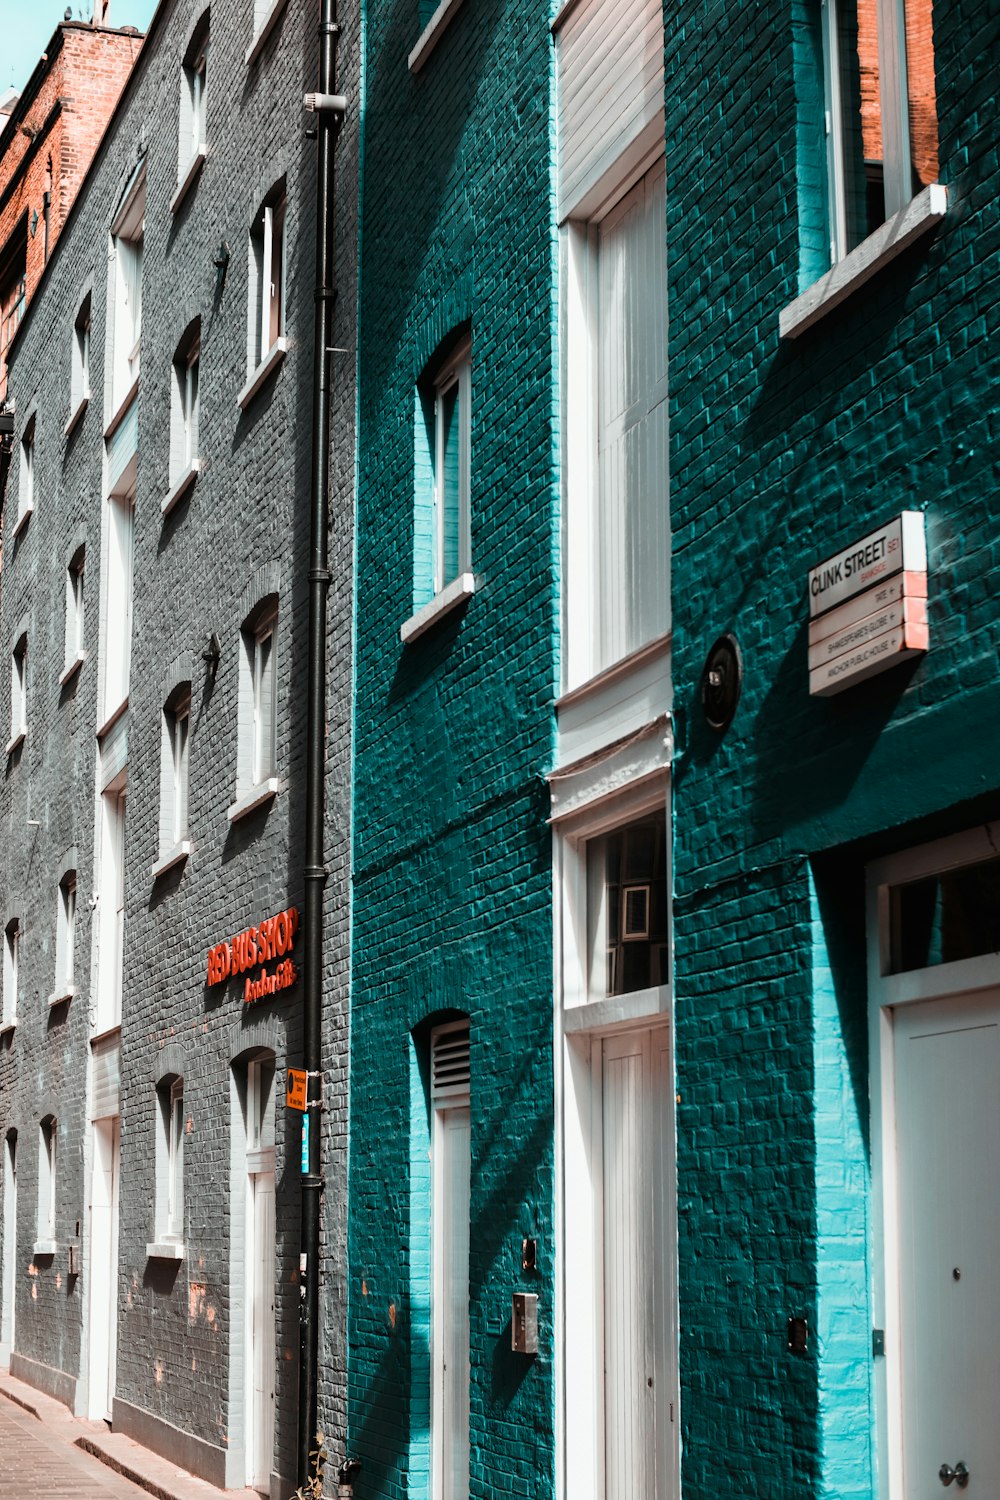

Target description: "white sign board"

left=807, top=512, right=929, bottom=697
left=808, top=512, right=927, bottom=620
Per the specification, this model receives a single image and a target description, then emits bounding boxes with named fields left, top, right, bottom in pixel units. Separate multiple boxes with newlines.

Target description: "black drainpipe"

left=299, top=0, right=344, bottom=1490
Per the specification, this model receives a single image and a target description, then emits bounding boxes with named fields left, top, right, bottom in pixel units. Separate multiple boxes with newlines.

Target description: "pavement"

left=0, top=1370, right=264, bottom=1500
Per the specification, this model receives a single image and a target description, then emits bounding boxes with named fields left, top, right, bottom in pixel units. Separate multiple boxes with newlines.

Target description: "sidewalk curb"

left=76, top=1434, right=183, bottom=1500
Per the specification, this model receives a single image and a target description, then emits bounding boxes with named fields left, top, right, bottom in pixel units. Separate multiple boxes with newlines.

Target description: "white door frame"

left=1, top=1131, right=16, bottom=1365
left=87, top=1115, right=120, bottom=1420
left=244, top=1056, right=276, bottom=1494
left=866, top=821, right=1000, bottom=1500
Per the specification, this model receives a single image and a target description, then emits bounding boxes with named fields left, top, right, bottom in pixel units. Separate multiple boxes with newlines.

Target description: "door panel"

left=250, top=1171, right=275, bottom=1492
left=88, top=1116, right=120, bottom=1420
left=894, top=992, right=1000, bottom=1496
left=602, top=1028, right=672, bottom=1500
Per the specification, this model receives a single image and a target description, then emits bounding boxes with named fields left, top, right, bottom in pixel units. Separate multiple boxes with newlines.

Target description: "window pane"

left=830, top=0, right=885, bottom=255
left=889, top=858, right=1000, bottom=974
left=587, top=814, right=668, bottom=997
left=438, top=381, right=461, bottom=586
left=904, top=0, right=938, bottom=188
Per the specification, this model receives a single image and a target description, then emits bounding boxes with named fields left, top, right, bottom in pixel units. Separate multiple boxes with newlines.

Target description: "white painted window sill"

left=152, top=841, right=191, bottom=880
left=400, top=572, right=476, bottom=644
left=408, top=0, right=465, bottom=72
left=170, top=146, right=207, bottom=214
left=780, top=183, right=948, bottom=339
left=237, top=338, right=287, bottom=410
left=59, top=652, right=86, bottom=688
left=563, top=983, right=670, bottom=1033
left=5, top=729, right=25, bottom=756
left=65, top=394, right=90, bottom=438
left=228, top=777, right=279, bottom=822
left=97, top=695, right=129, bottom=740
left=161, top=460, right=202, bottom=517
left=48, top=988, right=76, bottom=1008
left=146, top=1240, right=186, bottom=1261
left=0, top=1018, right=17, bottom=1037
left=104, top=376, right=140, bottom=440
left=90, top=1022, right=122, bottom=1047
left=246, top=0, right=289, bottom=66
left=33, top=1240, right=58, bottom=1257
left=12, top=503, right=33, bottom=540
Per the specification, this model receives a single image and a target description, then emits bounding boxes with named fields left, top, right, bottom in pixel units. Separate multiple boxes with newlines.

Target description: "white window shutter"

left=555, top=0, right=665, bottom=220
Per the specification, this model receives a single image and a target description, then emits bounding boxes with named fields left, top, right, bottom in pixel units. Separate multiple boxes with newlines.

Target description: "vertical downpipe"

left=299, top=0, right=340, bottom=1488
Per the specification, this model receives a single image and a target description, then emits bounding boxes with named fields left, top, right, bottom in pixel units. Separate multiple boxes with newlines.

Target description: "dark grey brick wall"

left=0, top=0, right=357, bottom=1490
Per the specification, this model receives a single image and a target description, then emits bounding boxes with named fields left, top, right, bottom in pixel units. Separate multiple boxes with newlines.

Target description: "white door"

left=88, top=1116, right=120, bottom=1420
left=1, top=1133, right=16, bottom=1364
left=892, top=991, right=1000, bottom=1495
left=600, top=1027, right=674, bottom=1500
left=247, top=1168, right=276, bottom=1492
left=433, top=1104, right=471, bottom=1500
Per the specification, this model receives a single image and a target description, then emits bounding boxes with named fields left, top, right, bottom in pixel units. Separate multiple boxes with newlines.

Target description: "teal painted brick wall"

left=673, top=861, right=821, bottom=1496
left=349, top=2, right=557, bottom=1497
left=666, top=0, right=998, bottom=1489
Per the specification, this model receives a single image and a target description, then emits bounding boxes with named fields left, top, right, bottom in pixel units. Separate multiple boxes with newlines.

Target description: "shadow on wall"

left=678, top=240, right=936, bottom=847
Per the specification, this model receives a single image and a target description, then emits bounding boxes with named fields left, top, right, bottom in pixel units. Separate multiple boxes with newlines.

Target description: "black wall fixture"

left=701, top=633, right=743, bottom=732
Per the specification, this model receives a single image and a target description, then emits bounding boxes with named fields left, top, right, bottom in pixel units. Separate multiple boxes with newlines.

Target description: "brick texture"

left=348, top=2, right=558, bottom=1497
left=666, top=0, right=999, bottom=1489
left=0, top=0, right=358, bottom=1491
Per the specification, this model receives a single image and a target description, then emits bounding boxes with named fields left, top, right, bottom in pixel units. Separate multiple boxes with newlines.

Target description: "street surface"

left=0, top=1399, right=149, bottom=1500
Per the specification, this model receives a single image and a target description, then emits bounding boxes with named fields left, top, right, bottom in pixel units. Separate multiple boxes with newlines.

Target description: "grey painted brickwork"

left=0, top=0, right=357, bottom=1490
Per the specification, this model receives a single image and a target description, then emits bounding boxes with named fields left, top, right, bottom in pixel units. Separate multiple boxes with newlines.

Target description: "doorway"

left=868, top=825, right=1000, bottom=1500
left=87, top=1116, right=120, bottom=1420
left=598, top=1027, right=673, bottom=1500
left=1, top=1131, right=16, bottom=1365
left=244, top=1056, right=276, bottom=1493
left=563, top=1021, right=677, bottom=1500
left=891, top=992, right=1000, bottom=1493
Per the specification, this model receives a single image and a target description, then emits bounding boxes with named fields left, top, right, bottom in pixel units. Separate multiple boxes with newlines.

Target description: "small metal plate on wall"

left=787, top=1316, right=808, bottom=1354
left=512, top=1292, right=538, bottom=1355
left=701, top=633, right=743, bottom=733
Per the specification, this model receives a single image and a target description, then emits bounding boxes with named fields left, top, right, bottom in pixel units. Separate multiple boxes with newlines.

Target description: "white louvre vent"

left=431, top=1021, right=470, bottom=1104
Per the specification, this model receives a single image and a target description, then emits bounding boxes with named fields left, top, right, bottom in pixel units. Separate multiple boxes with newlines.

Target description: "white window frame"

left=782, top=0, right=945, bottom=335
left=432, top=338, right=472, bottom=597
left=561, top=151, right=670, bottom=693
left=62, top=546, right=86, bottom=682
left=430, top=1020, right=471, bottom=1500
left=8, top=633, right=26, bottom=753
left=2, top=917, right=19, bottom=1031
left=51, top=871, right=77, bottom=1004
left=823, top=0, right=936, bottom=264
left=16, top=416, right=34, bottom=533
left=557, top=782, right=672, bottom=1031
left=100, top=490, right=134, bottom=730
left=109, top=171, right=146, bottom=419
left=252, top=610, right=277, bottom=786
left=95, top=780, right=126, bottom=1034
left=148, top=1075, right=185, bottom=1257
left=247, top=190, right=287, bottom=377
left=185, top=34, right=208, bottom=168
left=69, top=294, right=92, bottom=430
left=35, top=1117, right=57, bottom=1253
left=165, top=326, right=202, bottom=511
left=155, top=689, right=191, bottom=876
left=230, top=602, right=279, bottom=821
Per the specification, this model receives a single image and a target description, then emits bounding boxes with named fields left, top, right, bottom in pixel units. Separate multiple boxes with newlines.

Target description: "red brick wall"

left=0, top=24, right=142, bottom=396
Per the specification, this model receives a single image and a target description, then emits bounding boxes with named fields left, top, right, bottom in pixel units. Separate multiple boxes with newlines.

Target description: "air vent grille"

left=431, top=1022, right=470, bottom=1103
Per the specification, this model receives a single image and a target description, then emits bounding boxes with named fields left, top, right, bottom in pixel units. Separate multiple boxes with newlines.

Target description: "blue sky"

left=2, top=0, right=158, bottom=95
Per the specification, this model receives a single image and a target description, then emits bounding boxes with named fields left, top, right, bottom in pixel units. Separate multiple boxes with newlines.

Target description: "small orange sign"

left=286, top=1069, right=308, bottom=1112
